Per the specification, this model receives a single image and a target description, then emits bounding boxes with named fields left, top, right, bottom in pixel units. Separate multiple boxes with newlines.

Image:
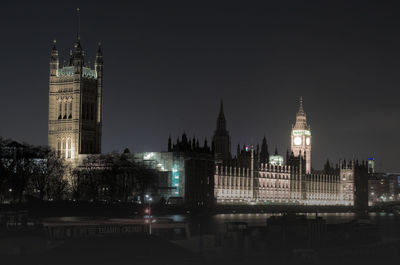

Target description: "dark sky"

left=0, top=1, right=399, bottom=172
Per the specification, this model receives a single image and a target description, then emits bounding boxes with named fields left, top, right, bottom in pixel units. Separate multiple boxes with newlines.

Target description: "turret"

left=213, top=99, right=231, bottom=162
left=216, top=99, right=226, bottom=131
left=95, top=42, right=103, bottom=77
left=50, top=39, right=59, bottom=77
left=260, top=136, right=269, bottom=163
left=95, top=42, right=103, bottom=127
left=168, top=136, right=172, bottom=152
left=72, top=39, right=84, bottom=75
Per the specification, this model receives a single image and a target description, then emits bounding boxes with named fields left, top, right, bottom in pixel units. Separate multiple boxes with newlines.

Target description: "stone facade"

left=291, top=97, right=312, bottom=173
left=213, top=98, right=354, bottom=206
left=214, top=147, right=354, bottom=206
left=48, top=39, right=103, bottom=160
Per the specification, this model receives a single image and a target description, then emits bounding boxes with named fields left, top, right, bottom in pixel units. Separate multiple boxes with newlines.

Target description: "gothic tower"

left=212, top=100, right=231, bottom=163
left=291, top=97, right=311, bottom=173
left=48, top=38, right=103, bottom=160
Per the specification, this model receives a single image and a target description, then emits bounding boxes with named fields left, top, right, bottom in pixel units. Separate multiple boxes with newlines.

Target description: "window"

left=62, top=139, right=66, bottom=158
left=69, top=101, right=72, bottom=119
left=64, top=102, right=67, bottom=119
left=58, top=102, right=62, bottom=119
left=67, top=139, right=71, bottom=158
left=57, top=140, right=61, bottom=157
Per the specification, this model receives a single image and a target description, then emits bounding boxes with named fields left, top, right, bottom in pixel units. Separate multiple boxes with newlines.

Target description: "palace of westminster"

left=47, top=35, right=369, bottom=207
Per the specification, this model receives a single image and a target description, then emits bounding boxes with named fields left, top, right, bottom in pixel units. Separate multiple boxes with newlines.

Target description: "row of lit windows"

left=58, top=101, right=72, bottom=120
left=57, top=138, right=72, bottom=158
left=57, top=100, right=96, bottom=121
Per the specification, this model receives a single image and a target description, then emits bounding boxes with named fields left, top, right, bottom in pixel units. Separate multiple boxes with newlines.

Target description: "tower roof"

left=218, top=99, right=225, bottom=120
left=52, top=39, right=57, bottom=52
left=214, top=99, right=229, bottom=136
left=298, top=96, right=305, bottom=116
left=293, top=96, right=309, bottom=130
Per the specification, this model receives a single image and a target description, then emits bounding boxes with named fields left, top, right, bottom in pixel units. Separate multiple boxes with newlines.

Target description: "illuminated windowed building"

left=48, top=37, right=103, bottom=160
left=134, top=134, right=214, bottom=206
left=213, top=98, right=362, bottom=206
left=291, top=97, right=311, bottom=174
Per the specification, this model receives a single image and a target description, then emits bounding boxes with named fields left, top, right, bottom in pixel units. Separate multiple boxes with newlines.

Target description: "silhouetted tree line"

left=0, top=137, right=157, bottom=203
left=71, top=152, right=158, bottom=202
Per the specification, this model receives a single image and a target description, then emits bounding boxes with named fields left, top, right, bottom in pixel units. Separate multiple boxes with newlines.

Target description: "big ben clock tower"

left=291, top=97, right=311, bottom=173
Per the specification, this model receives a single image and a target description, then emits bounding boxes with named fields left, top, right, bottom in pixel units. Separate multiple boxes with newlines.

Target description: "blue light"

left=172, top=164, right=180, bottom=196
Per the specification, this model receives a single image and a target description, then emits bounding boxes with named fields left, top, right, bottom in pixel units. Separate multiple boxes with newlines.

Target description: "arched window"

left=57, top=140, right=61, bottom=157
left=67, top=138, right=71, bottom=158
left=62, top=139, right=66, bottom=158
left=64, top=102, right=67, bottom=119
left=69, top=101, right=72, bottom=119
left=58, top=102, right=62, bottom=119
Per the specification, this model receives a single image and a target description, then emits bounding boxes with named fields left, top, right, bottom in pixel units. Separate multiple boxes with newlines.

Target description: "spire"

left=213, top=99, right=231, bottom=162
left=298, top=96, right=305, bottom=115
left=72, top=8, right=84, bottom=61
left=95, top=42, right=103, bottom=65
left=97, top=42, right=103, bottom=55
left=76, top=8, right=81, bottom=41
left=168, top=135, right=172, bottom=152
left=52, top=39, right=57, bottom=52
left=293, top=96, right=308, bottom=130
left=219, top=99, right=225, bottom=119
left=50, top=39, right=59, bottom=76
left=216, top=99, right=227, bottom=132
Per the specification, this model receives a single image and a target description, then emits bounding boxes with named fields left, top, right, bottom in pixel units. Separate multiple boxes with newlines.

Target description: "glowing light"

left=172, top=164, right=180, bottom=196
left=143, top=152, right=154, bottom=160
left=292, top=130, right=311, bottom=136
left=294, top=136, right=302, bottom=145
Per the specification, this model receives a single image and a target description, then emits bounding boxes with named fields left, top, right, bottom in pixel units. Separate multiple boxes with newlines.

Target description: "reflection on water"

left=212, top=212, right=400, bottom=238
left=213, top=212, right=357, bottom=225
left=41, top=212, right=400, bottom=239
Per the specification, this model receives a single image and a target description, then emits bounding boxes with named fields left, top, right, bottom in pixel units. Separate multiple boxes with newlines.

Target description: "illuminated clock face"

left=306, top=137, right=310, bottom=146
left=294, top=136, right=302, bottom=145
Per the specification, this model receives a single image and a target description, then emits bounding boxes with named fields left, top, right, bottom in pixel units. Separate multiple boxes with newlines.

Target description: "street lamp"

left=145, top=194, right=153, bottom=235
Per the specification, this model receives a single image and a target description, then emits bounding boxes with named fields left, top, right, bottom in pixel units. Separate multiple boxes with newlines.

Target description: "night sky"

left=0, top=1, right=399, bottom=172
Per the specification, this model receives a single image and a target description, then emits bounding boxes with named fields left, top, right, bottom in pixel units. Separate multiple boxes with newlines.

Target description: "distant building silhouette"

left=212, top=100, right=231, bottom=163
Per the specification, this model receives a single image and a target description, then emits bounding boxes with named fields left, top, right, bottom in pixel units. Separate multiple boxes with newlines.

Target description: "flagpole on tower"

left=76, top=8, right=80, bottom=40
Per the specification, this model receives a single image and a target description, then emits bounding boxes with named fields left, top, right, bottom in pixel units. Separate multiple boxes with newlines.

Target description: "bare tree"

left=46, top=150, right=69, bottom=201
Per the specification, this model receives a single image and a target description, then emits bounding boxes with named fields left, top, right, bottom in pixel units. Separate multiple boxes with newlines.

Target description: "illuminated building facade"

left=48, top=37, right=103, bottom=160
left=269, top=155, right=284, bottom=166
left=368, top=172, right=400, bottom=205
left=213, top=98, right=356, bottom=206
left=134, top=152, right=185, bottom=200
left=291, top=97, right=312, bottom=174
left=135, top=134, right=214, bottom=206
left=214, top=146, right=354, bottom=206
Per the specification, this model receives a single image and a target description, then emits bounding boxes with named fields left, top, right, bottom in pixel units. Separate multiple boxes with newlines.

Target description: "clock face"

left=306, top=137, right=310, bottom=146
left=294, top=136, right=302, bottom=145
